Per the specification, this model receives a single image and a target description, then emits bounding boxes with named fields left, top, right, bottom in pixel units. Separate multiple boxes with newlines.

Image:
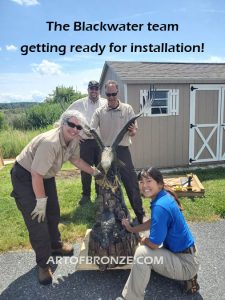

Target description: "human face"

left=139, top=176, right=163, bottom=200
left=63, top=116, right=82, bottom=144
left=88, top=86, right=99, bottom=102
left=105, top=84, right=119, bottom=109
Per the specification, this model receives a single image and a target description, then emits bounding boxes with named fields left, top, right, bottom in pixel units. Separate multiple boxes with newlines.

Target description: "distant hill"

left=0, top=102, right=39, bottom=110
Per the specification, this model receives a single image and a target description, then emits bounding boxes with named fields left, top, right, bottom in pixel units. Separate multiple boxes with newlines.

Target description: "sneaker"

left=38, top=266, right=53, bottom=285
left=51, top=242, right=74, bottom=256
left=79, top=195, right=91, bottom=205
left=115, top=297, right=125, bottom=300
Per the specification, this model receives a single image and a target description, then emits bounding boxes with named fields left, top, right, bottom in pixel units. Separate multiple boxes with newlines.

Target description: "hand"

left=122, top=218, right=134, bottom=233
left=92, top=167, right=104, bottom=180
left=140, top=236, right=147, bottom=245
left=128, top=123, right=137, bottom=136
left=31, top=197, right=47, bottom=223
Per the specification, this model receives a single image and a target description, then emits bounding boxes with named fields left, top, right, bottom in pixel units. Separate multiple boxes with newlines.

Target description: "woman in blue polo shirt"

left=118, top=167, right=200, bottom=300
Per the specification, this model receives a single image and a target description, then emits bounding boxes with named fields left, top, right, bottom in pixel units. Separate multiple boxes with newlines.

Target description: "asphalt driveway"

left=0, top=220, right=225, bottom=300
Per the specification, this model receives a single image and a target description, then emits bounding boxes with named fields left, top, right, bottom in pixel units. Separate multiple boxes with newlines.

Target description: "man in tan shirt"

left=10, top=110, right=101, bottom=285
left=66, top=80, right=107, bottom=205
left=91, top=80, right=145, bottom=224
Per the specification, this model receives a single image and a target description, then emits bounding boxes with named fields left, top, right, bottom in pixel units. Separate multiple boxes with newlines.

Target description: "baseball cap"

left=88, top=80, right=99, bottom=88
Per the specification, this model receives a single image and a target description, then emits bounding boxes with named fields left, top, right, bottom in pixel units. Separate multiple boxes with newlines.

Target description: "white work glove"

left=92, top=167, right=104, bottom=180
left=31, top=197, right=48, bottom=223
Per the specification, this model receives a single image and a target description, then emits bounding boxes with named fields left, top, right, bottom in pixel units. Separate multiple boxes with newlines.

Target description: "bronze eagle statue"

left=87, top=112, right=143, bottom=270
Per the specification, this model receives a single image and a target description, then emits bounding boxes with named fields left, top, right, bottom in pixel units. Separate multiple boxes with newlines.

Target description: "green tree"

left=45, top=86, right=86, bottom=110
left=24, top=102, right=62, bottom=129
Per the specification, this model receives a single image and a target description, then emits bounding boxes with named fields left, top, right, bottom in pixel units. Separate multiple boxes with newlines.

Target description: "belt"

left=181, top=245, right=196, bottom=254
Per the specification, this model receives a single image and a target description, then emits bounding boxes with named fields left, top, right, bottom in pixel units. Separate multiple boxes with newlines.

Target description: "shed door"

left=189, top=84, right=225, bottom=164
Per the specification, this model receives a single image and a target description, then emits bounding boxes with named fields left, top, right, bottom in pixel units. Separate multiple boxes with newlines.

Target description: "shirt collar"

left=106, top=100, right=121, bottom=111
left=88, top=97, right=99, bottom=105
left=150, top=189, right=167, bottom=206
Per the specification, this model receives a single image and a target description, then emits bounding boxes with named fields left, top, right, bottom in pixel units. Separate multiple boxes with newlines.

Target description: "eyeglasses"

left=105, top=92, right=118, bottom=97
left=89, top=87, right=99, bottom=91
left=66, top=120, right=83, bottom=130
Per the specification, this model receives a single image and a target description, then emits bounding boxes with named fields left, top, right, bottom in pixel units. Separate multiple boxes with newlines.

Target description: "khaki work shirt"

left=16, top=127, right=80, bottom=178
left=90, top=101, right=135, bottom=146
left=66, top=96, right=107, bottom=139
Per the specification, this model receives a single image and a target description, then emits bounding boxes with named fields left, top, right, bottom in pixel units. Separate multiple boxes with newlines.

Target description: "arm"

left=128, top=121, right=137, bottom=137
left=140, top=237, right=159, bottom=249
left=122, top=218, right=151, bottom=233
left=71, top=157, right=98, bottom=176
left=122, top=218, right=159, bottom=249
left=127, top=105, right=138, bottom=137
left=31, top=170, right=46, bottom=198
left=90, top=110, right=99, bottom=130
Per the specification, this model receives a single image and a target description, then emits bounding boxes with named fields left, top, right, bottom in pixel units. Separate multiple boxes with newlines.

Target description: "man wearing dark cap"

left=66, top=81, right=107, bottom=205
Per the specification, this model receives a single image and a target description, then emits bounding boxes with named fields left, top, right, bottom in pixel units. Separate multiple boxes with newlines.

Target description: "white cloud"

left=205, top=56, right=225, bottom=63
left=164, top=56, right=225, bottom=63
left=0, top=91, right=45, bottom=103
left=10, top=0, right=39, bottom=6
left=6, top=45, right=18, bottom=52
left=32, top=60, right=62, bottom=75
left=0, top=47, right=2, bottom=51
left=0, top=67, right=102, bottom=103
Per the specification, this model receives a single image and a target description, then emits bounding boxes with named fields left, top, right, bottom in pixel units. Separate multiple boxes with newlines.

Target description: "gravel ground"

left=0, top=220, right=225, bottom=300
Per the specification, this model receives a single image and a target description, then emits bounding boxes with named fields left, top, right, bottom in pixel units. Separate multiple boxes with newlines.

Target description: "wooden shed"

left=99, top=61, right=225, bottom=168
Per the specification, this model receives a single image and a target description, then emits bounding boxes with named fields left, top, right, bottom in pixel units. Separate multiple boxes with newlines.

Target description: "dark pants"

left=10, top=162, right=62, bottom=268
left=116, top=146, right=145, bottom=223
left=80, top=139, right=101, bottom=197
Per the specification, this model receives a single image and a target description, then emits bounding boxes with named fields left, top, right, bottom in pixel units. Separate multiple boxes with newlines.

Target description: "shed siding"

left=127, top=84, right=190, bottom=168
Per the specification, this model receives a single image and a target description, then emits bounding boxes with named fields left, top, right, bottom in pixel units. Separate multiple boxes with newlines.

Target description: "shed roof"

left=100, top=61, right=225, bottom=84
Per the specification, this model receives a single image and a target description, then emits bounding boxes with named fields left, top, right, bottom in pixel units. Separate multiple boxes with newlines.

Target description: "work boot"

left=38, top=266, right=53, bottom=285
left=51, top=242, right=74, bottom=256
left=79, top=195, right=91, bottom=205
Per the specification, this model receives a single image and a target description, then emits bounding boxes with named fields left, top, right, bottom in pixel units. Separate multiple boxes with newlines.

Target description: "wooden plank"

left=164, top=174, right=205, bottom=197
left=76, top=229, right=132, bottom=271
left=193, top=174, right=205, bottom=192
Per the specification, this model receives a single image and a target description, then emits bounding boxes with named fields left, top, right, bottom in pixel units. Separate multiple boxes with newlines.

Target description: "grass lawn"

left=0, top=163, right=225, bottom=252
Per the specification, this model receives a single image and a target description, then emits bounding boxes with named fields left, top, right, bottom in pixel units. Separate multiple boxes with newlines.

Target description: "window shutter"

left=169, top=89, right=179, bottom=115
left=140, top=89, right=150, bottom=116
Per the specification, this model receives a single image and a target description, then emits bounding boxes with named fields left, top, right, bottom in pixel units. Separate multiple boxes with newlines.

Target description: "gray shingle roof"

left=101, top=61, right=225, bottom=83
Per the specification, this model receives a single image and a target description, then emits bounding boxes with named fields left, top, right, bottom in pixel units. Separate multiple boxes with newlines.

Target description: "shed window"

left=140, top=89, right=179, bottom=116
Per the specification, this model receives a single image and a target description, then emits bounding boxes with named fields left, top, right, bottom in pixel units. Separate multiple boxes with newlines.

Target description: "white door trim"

left=219, top=88, right=225, bottom=160
left=189, top=84, right=224, bottom=164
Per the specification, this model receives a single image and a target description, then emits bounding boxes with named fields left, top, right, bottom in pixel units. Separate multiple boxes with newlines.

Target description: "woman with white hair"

left=10, top=110, right=100, bottom=285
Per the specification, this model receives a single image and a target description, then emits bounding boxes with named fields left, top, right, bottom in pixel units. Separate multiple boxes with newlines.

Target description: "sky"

left=1, top=0, right=225, bottom=103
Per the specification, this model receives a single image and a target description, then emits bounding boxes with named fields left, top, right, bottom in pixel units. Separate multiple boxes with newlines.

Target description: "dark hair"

left=138, top=167, right=183, bottom=211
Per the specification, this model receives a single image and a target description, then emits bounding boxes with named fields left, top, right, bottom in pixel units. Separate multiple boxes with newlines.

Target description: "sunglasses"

left=66, top=120, right=83, bottom=130
left=89, top=87, right=99, bottom=91
left=105, top=92, right=118, bottom=97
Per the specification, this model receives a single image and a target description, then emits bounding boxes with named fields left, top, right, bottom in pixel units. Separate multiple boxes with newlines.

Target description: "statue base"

left=76, top=229, right=133, bottom=271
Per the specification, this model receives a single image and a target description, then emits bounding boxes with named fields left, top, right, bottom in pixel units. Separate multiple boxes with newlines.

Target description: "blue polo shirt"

left=149, top=189, right=195, bottom=253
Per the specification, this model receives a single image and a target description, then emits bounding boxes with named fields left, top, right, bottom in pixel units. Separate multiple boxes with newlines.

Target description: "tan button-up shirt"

left=16, top=127, right=80, bottom=178
left=90, top=101, right=135, bottom=147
